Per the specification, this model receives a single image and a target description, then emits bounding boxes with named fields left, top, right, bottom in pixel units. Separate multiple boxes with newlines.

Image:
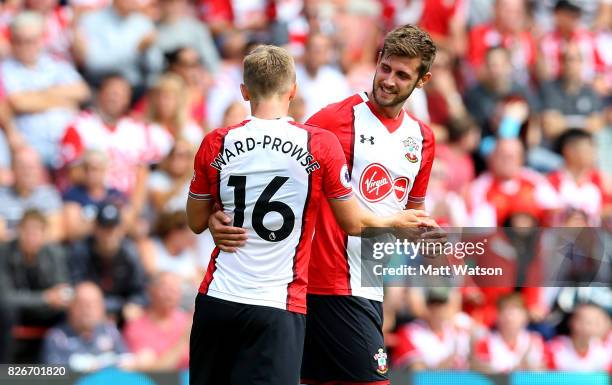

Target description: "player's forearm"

left=186, top=198, right=212, bottom=234
left=329, top=196, right=410, bottom=236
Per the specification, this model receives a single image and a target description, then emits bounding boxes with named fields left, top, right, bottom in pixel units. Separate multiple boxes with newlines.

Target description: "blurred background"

left=0, top=0, right=610, bottom=381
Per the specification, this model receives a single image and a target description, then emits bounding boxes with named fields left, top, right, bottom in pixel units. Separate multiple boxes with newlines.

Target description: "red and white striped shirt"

left=189, top=117, right=352, bottom=314
left=545, top=336, right=611, bottom=372
left=61, top=111, right=171, bottom=194
left=306, top=93, right=435, bottom=302
left=474, top=330, right=545, bottom=373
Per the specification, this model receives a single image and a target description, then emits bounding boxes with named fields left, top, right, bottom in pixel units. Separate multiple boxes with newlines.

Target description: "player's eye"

left=381, top=64, right=391, bottom=73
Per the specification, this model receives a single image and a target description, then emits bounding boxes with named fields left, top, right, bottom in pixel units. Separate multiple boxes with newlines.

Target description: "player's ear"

left=240, top=84, right=250, bottom=101
left=288, top=82, right=297, bottom=101
left=416, top=72, right=432, bottom=88
left=376, top=50, right=382, bottom=64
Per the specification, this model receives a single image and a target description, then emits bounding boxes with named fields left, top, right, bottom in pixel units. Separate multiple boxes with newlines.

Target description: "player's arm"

left=327, top=197, right=429, bottom=236
left=186, top=133, right=215, bottom=234
left=186, top=197, right=213, bottom=234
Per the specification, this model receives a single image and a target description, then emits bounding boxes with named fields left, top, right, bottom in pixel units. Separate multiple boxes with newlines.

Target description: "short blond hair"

left=243, top=45, right=295, bottom=100
left=382, top=25, right=437, bottom=78
left=148, top=72, right=188, bottom=132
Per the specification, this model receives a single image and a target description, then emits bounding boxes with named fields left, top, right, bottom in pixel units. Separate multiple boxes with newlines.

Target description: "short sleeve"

left=188, top=133, right=215, bottom=201
left=316, top=130, right=353, bottom=200
left=408, top=122, right=435, bottom=204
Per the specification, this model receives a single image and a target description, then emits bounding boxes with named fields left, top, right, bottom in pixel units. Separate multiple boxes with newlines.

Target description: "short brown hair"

left=243, top=45, right=295, bottom=100
left=154, top=210, right=189, bottom=239
left=20, top=209, right=47, bottom=227
left=381, top=25, right=437, bottom=78
left=496, top=293, right=526, bottom=311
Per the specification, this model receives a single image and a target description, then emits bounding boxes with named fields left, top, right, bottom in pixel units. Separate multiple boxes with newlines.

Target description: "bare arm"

left=186, top=197, right=213, bottom=234
left=8, top=91, right=75, bottom=114
left=327, top=195, right=428, bottom=236
left=46, top=82, right=90, bottom=105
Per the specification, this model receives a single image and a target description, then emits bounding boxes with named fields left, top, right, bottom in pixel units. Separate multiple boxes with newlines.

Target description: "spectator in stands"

left=0, top=146, right=63, bottom=241
left=61, top=73, right=168, bottom=202
left=425, top=48, right=468, bottom=140
left=137, top=211, right=202, bottom=306
left=42, top=282, right=133, bottom=371
left=145, top=73, right=204, bottom=149
left=123, top=272, right=190, bottom=370
left=1, top=11, right=90, bottom=167
left=541, top=44, right=605, bottom=143
left=0, top=209, right=70, bottom=362
left=74, top=0, right=156, bottom=91
left=472, top=294, right=545, bottom=373
left=147, top=139, right=193, bottom=213
left=206, top=30, right=249, bottom=128
left=62, top=150, right=130, bottom=241
left=434, top=115, right=479, bottom=194
left=221, top=100, right=249, bottom=127
left=545, top=303, right=611, bottom=371
left=165, top=47, right=212, bottom=129
left=548, top=129, right=611, bottom=225
left=467, top=0, right=537, bottom=85
left=69, top=204, right=147, bottom=321
left=197, top=0, right=268, bottom=35
left=463, top=204, right=549, bottom=330
left=145, top=0, right=219, bottom=78
left=538, top=0, right=602, bottom=83
left=468, top=138, right=558, bottom=226
left=296, top=33, right=351, bottom=120
left=419, top=0, right=468, bottom=58
left=393, top=288, right=472, bottom=370
left=464, top=46, right=540, bottom=140
left=424, top=159, right=469, bottom=227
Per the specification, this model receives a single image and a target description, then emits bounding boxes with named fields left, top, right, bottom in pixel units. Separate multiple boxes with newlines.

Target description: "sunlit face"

left=150, top=273, right=182, bottom=313
left=83, top=154, right=108, bottom=188
left=372, top=54, right=425, bottom=108
left=498, top=304, right=528, bottom=334
left=18, top=217, right=46, bottom=256
left=98, top=78, right=131, bottom=119
left=11, top=26, right=43, bottom=65
left=154, top=88, right=179, bottom=122
left=571, top=305, right=607, bottom=340
left=69, top=284, right=105, bottom=332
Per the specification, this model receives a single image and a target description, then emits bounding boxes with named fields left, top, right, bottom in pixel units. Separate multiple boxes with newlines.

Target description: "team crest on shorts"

left=402, top=137, right=420, bottom=163
left=374, top=348, right=388, bottom=375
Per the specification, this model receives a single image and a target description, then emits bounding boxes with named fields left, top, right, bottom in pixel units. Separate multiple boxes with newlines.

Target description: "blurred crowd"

left=0, top=0, right=610, bottom=373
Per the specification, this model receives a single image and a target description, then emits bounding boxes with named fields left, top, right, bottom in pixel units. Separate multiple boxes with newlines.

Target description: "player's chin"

left=374, top=89, right=398, bottom=106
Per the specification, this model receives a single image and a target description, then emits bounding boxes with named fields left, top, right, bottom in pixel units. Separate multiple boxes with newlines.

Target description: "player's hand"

left=392, top=209, right=430, bottom=228
left=209, top=210, right=247, bottom=252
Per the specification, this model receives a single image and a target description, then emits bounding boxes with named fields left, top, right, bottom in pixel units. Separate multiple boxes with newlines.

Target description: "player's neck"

left=250, top=100, right=290, bottom=120
left=366, top=92, right=403, bottom=120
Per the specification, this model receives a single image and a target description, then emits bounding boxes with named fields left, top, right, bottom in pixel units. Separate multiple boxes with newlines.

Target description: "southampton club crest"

left=402, top=137, right=420, bottom=163
left=374, top=348, right=388, bottom=375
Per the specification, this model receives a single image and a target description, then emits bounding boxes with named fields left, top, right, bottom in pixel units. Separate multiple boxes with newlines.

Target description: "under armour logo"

left=360, top=135, right=375, bottom=145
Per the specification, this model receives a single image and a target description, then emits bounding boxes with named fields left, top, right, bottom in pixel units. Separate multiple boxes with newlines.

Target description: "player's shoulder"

left=405, top=112, right=435, bottom=142
left=289, top=120, right=340, bottom=147
left=306, top=93, right=365, bottom=128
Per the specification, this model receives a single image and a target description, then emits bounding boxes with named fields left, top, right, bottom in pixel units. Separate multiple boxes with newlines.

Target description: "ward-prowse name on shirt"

left=209, top=135, right=321, bottom=174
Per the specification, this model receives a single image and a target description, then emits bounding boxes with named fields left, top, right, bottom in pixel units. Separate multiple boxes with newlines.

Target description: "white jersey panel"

left=207, top=118, right=311, bottom=310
